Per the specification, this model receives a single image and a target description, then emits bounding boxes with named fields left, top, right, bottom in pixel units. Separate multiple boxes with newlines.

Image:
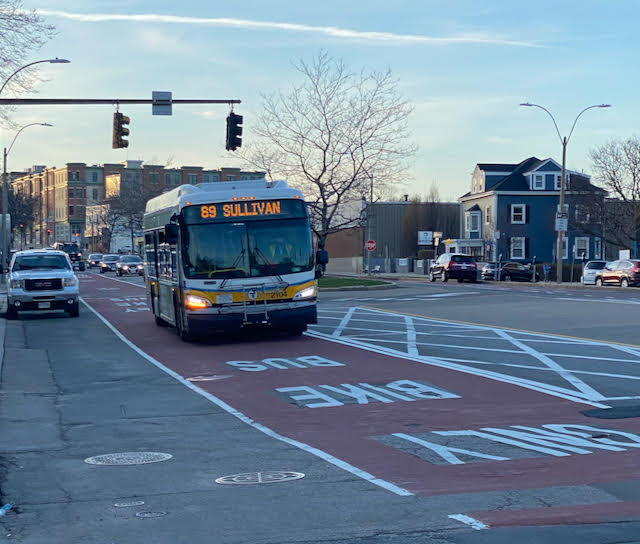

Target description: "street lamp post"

left=520, top=103, right=611, bottom=284
left=0, top=57, right=69, bottom=274
left=2, top=123, right=53, bottom=272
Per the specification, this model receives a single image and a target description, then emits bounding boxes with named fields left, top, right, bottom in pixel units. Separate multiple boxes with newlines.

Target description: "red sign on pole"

left=365, top=240, right=376, bottom=251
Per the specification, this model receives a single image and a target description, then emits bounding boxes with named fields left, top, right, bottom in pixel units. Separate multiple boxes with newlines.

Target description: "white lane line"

left=405, top=316, right=418, bottom=356
left=438, top=357, right=640, bottom=381
left=80, top=297, right=413, bottom=497
left=448, top=514, right=489, bottom=530
left=306, top=329, right=608, bottom=407
left=541, top=352, right=640, bottom=364
left=333, top=307, right=357, bottom=337
left=494, top=329, right=606, bottom=402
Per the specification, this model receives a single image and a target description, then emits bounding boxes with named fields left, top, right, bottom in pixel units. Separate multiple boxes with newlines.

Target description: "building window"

left=485, top=206, right=492, bottom=225
left=555, top=174, right=569, bottom=191
left=510, top=237, right=525, bottom=259
left=76, top=188, right=83, bottom=198
left=533, top=174, right=544, bottom=190
left=68, top=205, right=74, bottom=216
left=188, top=174, right=197, bottom=185
left=594, top=237, right=602, bottom=259
left=465, top=212, right=480, bottom=237
left=574, top=237, right=589, bottom=260
left=511, top=204, right=526, bottom=224
left=227, top=175, right=236, bottom=181
left=92, top=172, right=98, bottom=182
left=562, top=235, right=568, bottom=260
left=92, top=188, right=98, bottom=201
left=68, top=188, right=74, bottom=198
left=149, top=172, right=159, bottom=184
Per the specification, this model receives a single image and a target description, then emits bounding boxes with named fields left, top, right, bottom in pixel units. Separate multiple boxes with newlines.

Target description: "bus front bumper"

left=186, top=303, right=317, bottom=333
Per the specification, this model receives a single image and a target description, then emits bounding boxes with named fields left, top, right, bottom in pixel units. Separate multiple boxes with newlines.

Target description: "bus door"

left=157, top=232, right=178, bottom=324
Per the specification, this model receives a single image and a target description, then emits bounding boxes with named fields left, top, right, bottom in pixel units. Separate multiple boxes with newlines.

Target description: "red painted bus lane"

left=82, top=275, right=640, bottom=503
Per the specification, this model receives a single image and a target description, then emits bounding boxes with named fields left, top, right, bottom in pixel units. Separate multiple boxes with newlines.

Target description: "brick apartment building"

left=10, top=161, right=264, bottom=248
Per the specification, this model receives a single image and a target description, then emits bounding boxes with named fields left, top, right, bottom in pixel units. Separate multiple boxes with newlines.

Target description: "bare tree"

left=241, top=51, right=416, bottom=244
left=105, top=183, right=163, bottom=252
left=590, top=137, right=640, bottom=251
left=0, top=0, right=56, bottom=127
left=401, top=185, right=458, bottom=257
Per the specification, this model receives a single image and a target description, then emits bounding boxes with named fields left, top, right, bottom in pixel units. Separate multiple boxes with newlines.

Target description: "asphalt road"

left=1, top=271, right=640, bottom=543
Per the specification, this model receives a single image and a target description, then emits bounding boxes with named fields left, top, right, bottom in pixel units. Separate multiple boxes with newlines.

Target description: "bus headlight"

left=293, top=285, right=316, bottom=300
left=185, top=294, right=212, bottom=310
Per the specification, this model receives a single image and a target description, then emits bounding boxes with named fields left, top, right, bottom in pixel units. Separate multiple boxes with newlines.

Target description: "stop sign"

left=365, top=240, right=376, bottom=251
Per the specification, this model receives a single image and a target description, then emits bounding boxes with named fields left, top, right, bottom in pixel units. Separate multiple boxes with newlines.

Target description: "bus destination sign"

left=183, top=199, right=306, bottom=224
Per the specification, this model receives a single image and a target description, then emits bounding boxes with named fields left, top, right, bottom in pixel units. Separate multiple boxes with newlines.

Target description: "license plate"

left=37, top=302, right=51, bottom=309
left=216, top=294, right=233, bottom=304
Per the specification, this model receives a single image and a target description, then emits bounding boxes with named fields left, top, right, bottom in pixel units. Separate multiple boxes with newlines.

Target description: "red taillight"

left=634, top=268, right=640, bottom=273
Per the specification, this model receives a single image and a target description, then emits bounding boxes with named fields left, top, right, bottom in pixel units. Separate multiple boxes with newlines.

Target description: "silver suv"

left=6, top=250, right=80, bottom=319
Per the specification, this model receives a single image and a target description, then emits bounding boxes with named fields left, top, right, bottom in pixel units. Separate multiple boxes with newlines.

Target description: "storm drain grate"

left=136, top=511, right=167, bottom=518
left=215, top=471, right=305, bottom=485
left=114, top=500, right=145, bottom=508
left=84, top=452, right=173, bottom=465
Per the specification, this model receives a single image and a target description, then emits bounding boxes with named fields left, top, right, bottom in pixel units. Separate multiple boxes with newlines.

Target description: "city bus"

left=142, top=179, right=317, bottom=341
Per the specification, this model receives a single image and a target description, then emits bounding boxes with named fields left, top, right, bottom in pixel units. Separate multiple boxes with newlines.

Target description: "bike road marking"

left=79, top=293, right=412, bottom=497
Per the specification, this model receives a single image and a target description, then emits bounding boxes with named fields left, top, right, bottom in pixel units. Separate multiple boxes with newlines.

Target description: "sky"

left=3, top=0, right=638, bottom=200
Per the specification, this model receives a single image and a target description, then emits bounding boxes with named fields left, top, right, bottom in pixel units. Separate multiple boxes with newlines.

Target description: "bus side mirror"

left=165, top=223, right=179, bottom=244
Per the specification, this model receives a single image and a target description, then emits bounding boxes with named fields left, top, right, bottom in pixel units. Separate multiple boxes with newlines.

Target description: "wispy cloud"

left=38, top=10, right=540, bottom=48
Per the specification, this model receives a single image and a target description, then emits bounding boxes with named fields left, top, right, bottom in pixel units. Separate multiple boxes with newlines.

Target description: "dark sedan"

left=483, top=261, right=539, bottom=282
left=88, top=253, right=103, bottom=268
left=99, top=254, right=120, bottom=273
left=116, top=255, right=144, bottom=276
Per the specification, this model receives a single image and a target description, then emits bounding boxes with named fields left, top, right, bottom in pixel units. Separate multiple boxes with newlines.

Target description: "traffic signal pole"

left=0, top=98, right=241, bottom=105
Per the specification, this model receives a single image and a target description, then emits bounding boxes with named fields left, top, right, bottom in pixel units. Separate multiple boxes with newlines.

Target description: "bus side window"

left=171, top=247, right=177, bottom=280
left=145, top=233, right=157, bottom=277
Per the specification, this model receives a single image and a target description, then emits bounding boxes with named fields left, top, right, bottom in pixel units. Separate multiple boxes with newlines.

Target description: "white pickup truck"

left=6, top=249, right=80, bottom=319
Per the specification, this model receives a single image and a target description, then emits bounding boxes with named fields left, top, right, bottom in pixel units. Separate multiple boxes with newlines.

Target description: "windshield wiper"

left=219, top=249, right=246, bottom=288
left=252, top=246, right=287, bottom=287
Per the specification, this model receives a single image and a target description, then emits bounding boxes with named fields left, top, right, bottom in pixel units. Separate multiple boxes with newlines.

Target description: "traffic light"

left=112, top=112, right=130, bottom=149
left=226, top=112, right=243, bottom=151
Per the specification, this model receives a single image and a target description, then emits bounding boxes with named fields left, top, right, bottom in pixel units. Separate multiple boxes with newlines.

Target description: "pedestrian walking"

left=543, top=263, right=551, bottom=282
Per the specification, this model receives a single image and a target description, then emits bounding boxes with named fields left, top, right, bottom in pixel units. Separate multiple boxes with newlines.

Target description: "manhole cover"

left=84, top=452, right=173, bottom=465
left=135, top=511, right=167, bottom=518
left=215, top=471, right=305, bottom=485
left=114, top=500, right=145, bottom=508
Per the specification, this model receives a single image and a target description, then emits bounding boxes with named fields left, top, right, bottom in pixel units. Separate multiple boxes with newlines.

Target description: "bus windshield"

left=182, top=219, right=313, bottom=279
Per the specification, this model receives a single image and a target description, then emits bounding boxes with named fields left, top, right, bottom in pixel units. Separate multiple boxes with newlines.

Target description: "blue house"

left=450, top=157, right=604, bottom=264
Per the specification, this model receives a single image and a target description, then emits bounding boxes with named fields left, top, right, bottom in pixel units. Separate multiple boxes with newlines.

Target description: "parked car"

left=99, top=254, right=120, bottom=273
left=595, top=259, right=640, bottom=287
left=116, top=255, right=144, bottom=276
left=581, top=260, right=608, bottom=285
left=88, top=253, right=103, bottom=268
left=5, top=249, right=79, bottom=319
left=480, top=262, right=498, bottom=280
left=500, top=262, right=539, bottom=282
left=429, top=253, right=477, bottom=283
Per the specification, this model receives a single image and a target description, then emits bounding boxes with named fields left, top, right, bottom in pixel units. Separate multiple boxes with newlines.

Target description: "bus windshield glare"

left=181, top=219, right=313, bottom=279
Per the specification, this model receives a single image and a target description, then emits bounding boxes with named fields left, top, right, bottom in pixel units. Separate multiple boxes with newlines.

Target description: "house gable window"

left=485, top=205, right=492, bottom=225
left=575, top=205, right=590, bottom=223
left=510, top=204, right=526, bottom=224
left=533, top=174, right=544, bottom=190
left=555, top=174, right=569, bottom=191
left=510, top=237, right=525, bottom=259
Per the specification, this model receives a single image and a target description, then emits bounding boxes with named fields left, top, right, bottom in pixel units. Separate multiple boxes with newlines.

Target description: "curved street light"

left=1, top=57, right=69, bottom=273
left=519, top=102, right=611, bottom=283
left=0, top=58, right=71, bottom=96
left=2, top=122, right=54, bottom=273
